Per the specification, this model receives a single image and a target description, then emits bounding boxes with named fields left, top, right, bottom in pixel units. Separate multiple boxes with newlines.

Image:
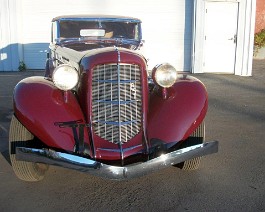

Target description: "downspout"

left=237, top=0, right=256, bottom=76
left=191, top=0, right=197, bottom=74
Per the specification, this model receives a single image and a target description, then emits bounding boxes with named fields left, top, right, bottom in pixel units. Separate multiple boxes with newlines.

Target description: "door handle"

left=228, top=35, right=237, bottom=43
left=233, top=34, right=237, bottom=43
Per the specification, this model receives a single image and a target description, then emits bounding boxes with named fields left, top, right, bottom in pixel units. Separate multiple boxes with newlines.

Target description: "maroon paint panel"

left=13, top=77, right=90, bottom=153
left=147, top=75, right=208, bottom=143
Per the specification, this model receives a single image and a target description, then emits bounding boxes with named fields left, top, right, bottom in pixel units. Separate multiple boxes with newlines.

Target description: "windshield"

left=58, top=20, right=141, bottom=42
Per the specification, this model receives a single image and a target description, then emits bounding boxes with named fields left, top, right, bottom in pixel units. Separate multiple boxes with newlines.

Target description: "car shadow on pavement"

left=1, top=150, right=11, bottom=165
left=0, top=109, right=12, bottom=165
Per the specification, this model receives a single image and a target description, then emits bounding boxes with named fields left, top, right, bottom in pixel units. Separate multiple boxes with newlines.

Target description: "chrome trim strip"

left=95, top=99, right=138, bottom=105
left=94, top=120, right=137, bottom=126
left=98, top=144, right=143, bottom=153
left=116, top=48, right=124, bottom=161
left=93, top=79, right=138, bottom=83
left=16, top=141, right=218, bottom=180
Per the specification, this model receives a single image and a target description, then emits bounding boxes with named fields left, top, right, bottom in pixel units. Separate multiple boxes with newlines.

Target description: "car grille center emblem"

left=130, top=83, right=137, bottom=99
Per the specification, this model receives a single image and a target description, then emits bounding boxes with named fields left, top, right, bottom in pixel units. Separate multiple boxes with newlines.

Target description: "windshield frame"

left=51, top=17, right=142, bottom=45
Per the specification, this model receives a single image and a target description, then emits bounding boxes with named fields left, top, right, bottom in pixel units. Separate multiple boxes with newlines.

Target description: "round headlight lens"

left=153, top=63, right=177, bottom=88
left=52, top=65, right=79, bottom=91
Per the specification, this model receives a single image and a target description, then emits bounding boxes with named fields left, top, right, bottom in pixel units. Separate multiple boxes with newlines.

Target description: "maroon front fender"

left=13, top=77, right=89, bottom=152
left=147, top=75, right=208, bottom=143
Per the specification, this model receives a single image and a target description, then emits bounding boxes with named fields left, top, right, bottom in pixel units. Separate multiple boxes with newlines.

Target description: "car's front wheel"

left=174, top=122, right=205, bottom=170
left=9, top=115, right=49, bottom=181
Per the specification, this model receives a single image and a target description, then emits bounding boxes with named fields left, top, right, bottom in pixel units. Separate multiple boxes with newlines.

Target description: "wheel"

left=174, top=122, right=205, bottom=170
left=9, top=115, right=49, bottom=181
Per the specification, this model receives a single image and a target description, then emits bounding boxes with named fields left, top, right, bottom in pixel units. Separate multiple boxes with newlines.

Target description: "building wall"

left=0, top=0, right=19, bottom=71
left=0, top=0, right=256, bottom=75
left=255, top=0, right=265, bottom=33
left=0, top=0, right=194, bottom=71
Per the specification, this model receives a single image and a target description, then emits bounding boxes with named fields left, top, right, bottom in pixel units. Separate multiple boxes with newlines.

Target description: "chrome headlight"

left=52, top=64, right=79, bottom=91
left=152, top=63, right=177, bottom=88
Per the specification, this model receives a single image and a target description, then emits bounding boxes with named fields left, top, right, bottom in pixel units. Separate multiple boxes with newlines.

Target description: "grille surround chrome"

left=92, top=63, right=142, bottom=144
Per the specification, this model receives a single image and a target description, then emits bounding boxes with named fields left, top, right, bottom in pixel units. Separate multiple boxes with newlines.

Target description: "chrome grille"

left=92, top=63, right=142, bottom=144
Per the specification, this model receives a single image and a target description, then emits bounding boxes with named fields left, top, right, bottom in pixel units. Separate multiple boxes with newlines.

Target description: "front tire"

left=9, top=115, right=49, bottom=181
left=174, top=122, right=205, bottom=170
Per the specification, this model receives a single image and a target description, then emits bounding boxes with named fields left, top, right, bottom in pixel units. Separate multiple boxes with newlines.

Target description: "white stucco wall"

left=1, top=0, right=255, bottom=76
left=1, top=0, right=194, bottom=71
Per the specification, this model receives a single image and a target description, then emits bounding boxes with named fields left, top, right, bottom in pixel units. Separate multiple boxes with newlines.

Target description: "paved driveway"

left=0, top=61, right=264, bottom=211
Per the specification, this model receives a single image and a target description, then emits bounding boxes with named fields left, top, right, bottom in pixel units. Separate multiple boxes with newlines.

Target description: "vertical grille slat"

left=92, top=63, right=142, bottom=144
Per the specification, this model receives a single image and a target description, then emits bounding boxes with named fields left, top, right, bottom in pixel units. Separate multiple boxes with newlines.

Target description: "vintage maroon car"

left=9, top=15, right=218, bottom=181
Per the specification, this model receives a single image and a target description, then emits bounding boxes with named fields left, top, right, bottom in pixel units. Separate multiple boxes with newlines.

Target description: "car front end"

left=9, top=15, right=218, bottom=181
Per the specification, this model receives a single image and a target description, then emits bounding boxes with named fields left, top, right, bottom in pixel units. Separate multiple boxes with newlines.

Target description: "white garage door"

left=19, top=0, right=193, bottom=71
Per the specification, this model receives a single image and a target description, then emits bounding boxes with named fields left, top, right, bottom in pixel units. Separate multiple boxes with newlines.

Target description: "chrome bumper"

left=16, top=141, right=218, bottom=180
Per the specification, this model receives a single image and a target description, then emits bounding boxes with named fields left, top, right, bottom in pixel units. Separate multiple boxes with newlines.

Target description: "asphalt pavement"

left=0, top=60, right=265, bottom=211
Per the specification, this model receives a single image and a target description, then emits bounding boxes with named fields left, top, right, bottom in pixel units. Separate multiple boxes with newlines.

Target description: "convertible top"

left=52, top=15, right=141, bottom=23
